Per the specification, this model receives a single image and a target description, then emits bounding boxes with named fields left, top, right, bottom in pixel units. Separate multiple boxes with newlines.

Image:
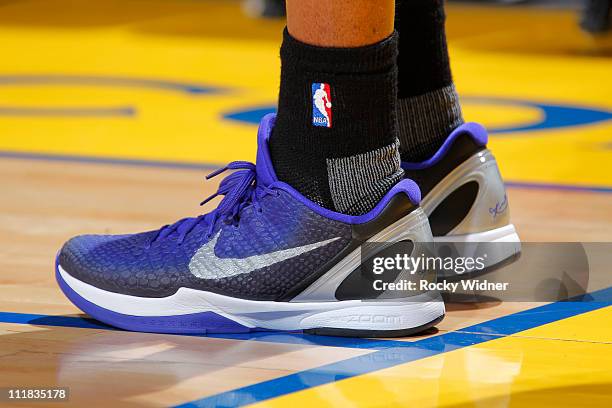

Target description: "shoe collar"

left=254, top=113, right=422, bottom=225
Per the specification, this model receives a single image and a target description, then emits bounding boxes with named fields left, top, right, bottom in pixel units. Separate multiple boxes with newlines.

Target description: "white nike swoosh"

left=188, top=231, right=342, bottom=280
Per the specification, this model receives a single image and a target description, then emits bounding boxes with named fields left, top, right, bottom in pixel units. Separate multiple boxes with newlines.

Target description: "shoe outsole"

left=303, top=314, right=444, bottom=338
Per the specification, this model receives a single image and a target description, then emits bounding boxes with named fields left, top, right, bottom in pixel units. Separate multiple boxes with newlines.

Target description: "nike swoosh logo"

left=189, top=231, right=342, bottom=279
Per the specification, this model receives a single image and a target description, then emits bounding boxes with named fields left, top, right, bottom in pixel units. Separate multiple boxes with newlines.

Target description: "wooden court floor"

left=0, top=1, right=611, bottom=407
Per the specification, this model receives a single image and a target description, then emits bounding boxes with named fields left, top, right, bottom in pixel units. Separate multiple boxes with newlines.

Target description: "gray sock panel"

left=397, top=84, right=464, bottom=162
left=326, top=140, right=403, bottom=215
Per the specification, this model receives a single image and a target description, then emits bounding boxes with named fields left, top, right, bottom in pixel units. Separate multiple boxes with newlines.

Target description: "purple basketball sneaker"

left=56, top=114, right=444, bottom=337
left=401, top=122, right=521, bottom=276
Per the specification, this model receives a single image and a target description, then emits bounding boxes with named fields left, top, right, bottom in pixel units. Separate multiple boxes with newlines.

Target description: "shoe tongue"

left=255, top=113, right=278, bottom=187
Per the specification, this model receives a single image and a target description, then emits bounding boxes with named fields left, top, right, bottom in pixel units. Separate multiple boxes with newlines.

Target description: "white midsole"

left=433, top=224, right=521, bottom=277
left=434, top=224, right=520, bottom=243
left=59, top=266, right=444, bottom=330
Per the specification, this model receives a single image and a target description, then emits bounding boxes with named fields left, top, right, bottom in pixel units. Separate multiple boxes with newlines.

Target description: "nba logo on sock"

left=312, top=83, right=332, bottom=128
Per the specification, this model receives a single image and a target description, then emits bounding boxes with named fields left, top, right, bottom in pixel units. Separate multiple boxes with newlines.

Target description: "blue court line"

left=2, top=149, right=611, bottom=194
left=0, top=75, right=224, bottom=95
left=175, top=287, right=612, bottom=407
left=0, top=150, right=221, bottom=170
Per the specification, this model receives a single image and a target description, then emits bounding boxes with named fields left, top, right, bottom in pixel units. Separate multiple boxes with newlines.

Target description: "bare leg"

left=286, top=0, right=394, bottom=47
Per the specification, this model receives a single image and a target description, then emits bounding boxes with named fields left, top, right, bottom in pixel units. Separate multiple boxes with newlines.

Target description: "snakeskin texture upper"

left=59, top=189, right=352, bottom=300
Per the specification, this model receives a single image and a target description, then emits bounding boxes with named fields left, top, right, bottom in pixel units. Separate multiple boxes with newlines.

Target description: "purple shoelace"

left=147, top=161, right=278, bottom=247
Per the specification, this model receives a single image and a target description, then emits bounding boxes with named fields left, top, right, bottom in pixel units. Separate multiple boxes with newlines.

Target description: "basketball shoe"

left=401, top=122, right=521, bottom=277
left=56, top=114, right=444, bottom=337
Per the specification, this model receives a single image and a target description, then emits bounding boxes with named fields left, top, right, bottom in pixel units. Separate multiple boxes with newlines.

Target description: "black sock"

left=269, top=29, right=403, bottom=215
left=395, top=0, right=464, bottom=162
